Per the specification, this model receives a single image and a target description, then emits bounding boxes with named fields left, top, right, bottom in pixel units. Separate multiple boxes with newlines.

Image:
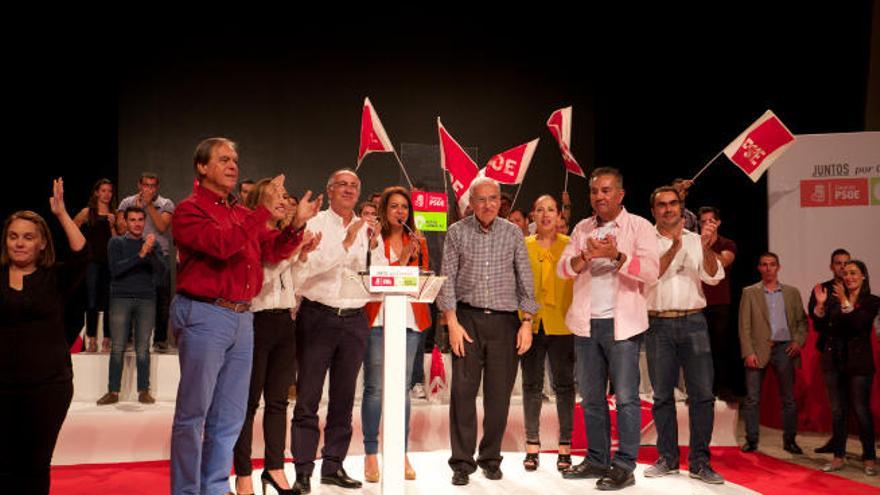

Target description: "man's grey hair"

left=326, top=168, right=360, bottom=189
left=467, top=176, right=500, bottom=197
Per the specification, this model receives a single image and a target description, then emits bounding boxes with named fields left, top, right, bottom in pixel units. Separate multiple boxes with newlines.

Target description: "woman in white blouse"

left=232, top=178, right=320, bottom=495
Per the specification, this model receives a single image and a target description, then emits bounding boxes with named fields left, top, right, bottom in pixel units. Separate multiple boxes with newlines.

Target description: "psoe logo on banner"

left=412, top=191, right=448, bottom=232
left=801, top=178, right=870, bottom=207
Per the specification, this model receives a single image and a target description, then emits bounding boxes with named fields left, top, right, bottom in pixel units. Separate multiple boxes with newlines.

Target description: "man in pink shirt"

left=557, top=167, right=659, bottom=491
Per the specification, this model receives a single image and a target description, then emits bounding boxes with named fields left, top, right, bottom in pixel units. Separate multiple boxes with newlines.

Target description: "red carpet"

left=50, top=449, right=880, bottom=495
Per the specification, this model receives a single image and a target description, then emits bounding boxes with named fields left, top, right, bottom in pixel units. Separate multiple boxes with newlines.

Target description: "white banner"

left=768, top=132, right=880, bottom=306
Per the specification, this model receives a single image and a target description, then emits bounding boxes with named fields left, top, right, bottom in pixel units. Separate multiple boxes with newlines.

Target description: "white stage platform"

left=57, top=351, right=740, bottom=466
left=225, top=452, right=757, bottom=495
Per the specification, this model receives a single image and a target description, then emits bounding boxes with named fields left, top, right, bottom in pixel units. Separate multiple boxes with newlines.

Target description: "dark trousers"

left=705, top=304, right=743, bottom=396
left=743, top=342, right=797, bottom=443
left=234, top=310, right=297, bottom=475
left=85, top=261, right=110, bottom=339
left=291, top=301, right=368, bottom=476
left=823, top=368, right=876, bottom=460
left=646, top=313, right=715, bottom=469
left=154, top=264, right=171, bottom=344
left=448, top=308, right=519, bottom=473
left=520, top=325, right=575, bottom=445
left=0, top=379, right=73, bottom=494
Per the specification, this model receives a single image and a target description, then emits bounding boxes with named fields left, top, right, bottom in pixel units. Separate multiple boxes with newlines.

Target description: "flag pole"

left=690, top=150, right=724, bottom=182
left=510, top=183, right=524, bottom=213
left=564, top=170, right=570, bottom=192
left=392, top=149, right=415, bottom=189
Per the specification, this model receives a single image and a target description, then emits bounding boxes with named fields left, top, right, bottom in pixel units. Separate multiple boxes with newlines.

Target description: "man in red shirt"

left=169, top=137, right=318, bottom=495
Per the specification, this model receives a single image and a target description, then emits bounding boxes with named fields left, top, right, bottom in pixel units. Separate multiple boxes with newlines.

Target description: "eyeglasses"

left=472, top=194, right=500, bottom=205
left=331, top=181, right=360, bottom=190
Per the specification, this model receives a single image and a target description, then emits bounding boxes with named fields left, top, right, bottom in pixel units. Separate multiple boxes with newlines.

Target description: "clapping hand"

left=293, top=190, right=324, bottom=229
left=140, top=234, right=156, bottom=257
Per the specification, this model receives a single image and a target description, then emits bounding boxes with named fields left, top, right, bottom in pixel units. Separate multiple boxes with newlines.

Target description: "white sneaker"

left=411, top=383, right=427, bottom=400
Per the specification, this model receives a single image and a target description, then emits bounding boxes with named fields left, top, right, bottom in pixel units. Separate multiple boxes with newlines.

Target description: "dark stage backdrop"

left=5, top=4, right=876, bottom=299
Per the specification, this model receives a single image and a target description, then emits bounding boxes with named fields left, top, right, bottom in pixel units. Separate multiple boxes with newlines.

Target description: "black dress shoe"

left=783, top=441, right=803, bottom=454
left=481, top=465, right=503, bottom=480
left=814, top=441, right=835, bottom=454
left=741, top=441, right=758, bottom=453
left=562, top=460, right=608, bottom=479
left=451, top=470, right=469, bottom=485
left=321, top=468, right=362, bottom=489
left=293, top=473, right=311, bottom=494
left=596, top=465, right=635, bottom=491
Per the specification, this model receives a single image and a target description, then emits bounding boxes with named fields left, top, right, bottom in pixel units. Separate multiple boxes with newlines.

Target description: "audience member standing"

left=96, top=206, right=167, bottom=406
left=738, top=252, right=807, bottom=454
left=117, top=172, right=175, bottom=352
left=812, top=260, right=879, bottom=475
left=74, top=178, right=117, bottom=352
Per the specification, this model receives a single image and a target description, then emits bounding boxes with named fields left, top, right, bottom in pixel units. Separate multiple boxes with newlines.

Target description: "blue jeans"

left=361, top=326, right=421, bottom=455
left=574, top=319, right=642, bottom=472
left=824, top=369, right=875, bottom=460
left=108, top=297, right=155, bottom=392
left=743, top=342, right=797, bottom=444
left=170, top=295, right=254, bottom=495
left=645, top=312, right=715, bottom=469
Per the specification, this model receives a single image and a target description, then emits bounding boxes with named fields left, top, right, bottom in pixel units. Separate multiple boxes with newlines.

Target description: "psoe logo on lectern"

left=369, top=266, right=420, bottom=293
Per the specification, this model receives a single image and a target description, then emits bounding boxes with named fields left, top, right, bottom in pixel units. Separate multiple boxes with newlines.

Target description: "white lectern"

left=344, top=266, right=444, bottom=495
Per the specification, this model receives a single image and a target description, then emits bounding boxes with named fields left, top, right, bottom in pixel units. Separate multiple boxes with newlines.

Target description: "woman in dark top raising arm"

left=812, top=259, right=880, bottom=476
left=0, top=178, right=89, bottom=494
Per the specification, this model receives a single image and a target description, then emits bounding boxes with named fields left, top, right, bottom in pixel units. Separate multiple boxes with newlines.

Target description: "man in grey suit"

left=738, top=252, right=808, bottom=454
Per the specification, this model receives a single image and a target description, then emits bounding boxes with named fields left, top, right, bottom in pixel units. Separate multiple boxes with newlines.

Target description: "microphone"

left=365, top=225, right=373, bottom=273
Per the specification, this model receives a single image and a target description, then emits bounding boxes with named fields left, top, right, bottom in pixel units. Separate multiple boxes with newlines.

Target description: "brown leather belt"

left=180, top=293, right=251, bottom=313
left=648, top=308, right=702, bottom=318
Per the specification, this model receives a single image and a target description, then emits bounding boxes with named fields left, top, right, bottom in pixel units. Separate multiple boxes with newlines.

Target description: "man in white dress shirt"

left=290, top=169, right=385, bottom=494
left=642, top=185, right=725, bottom=485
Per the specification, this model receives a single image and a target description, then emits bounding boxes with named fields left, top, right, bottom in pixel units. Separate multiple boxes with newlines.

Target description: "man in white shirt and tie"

left=643, top=185, right=725, bottom=485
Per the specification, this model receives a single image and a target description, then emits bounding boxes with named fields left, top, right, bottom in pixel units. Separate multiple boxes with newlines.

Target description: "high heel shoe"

left=405, top=456, right=416, bottom=480
left=556, top=453, right=572, bottom=472
left=261, top=470, right=295, bottom=495
left=364, top=455, right=380, bottom=483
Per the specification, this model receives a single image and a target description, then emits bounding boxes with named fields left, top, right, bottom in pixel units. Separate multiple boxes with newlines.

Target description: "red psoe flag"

left=722, top=110, right=795, bottom=182
left=547, top=106, right=585, bottom=177
left=437, top=118, right=479, bottom=202
left=484, top=138, right=539, bottom=185
left=357, top=97, right=395, bottom=166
